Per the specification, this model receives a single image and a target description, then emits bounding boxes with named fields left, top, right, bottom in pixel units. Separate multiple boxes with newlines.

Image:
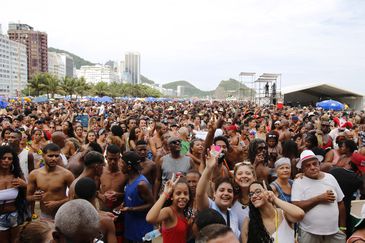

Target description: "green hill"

left=140, top=75, right=155, bottom=85
left=48, top=47, right=94, bottom=69
left=162, top=81, right=213, bottom=97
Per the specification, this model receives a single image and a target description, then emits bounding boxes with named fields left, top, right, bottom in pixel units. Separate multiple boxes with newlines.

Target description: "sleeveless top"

left=162, top=207, right=188, bottom=243
left=271, top=180, right=293, bottom=203
left=18, top=149, right=29, bottom=181
left=124, top=175, right=153, bottom=241
left=271, top=210, right=295, bottom=243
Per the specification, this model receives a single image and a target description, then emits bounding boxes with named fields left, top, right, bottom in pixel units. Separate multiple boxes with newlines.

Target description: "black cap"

left=122, top=151, right=142, bottom=171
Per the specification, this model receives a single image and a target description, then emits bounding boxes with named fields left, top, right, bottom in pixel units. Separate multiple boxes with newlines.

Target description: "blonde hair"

left=233, top=161, right=256, bottom=179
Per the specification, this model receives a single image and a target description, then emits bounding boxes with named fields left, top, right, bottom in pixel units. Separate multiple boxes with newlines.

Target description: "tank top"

left=124, top=175, right=153, bottom=241
left=271, top=180, right=293, bottom=202
left=18, top=149, right=29, bottom=181
left=271, top=210, right=295, bottom=243
left=162, top=207, right=188, bottom=243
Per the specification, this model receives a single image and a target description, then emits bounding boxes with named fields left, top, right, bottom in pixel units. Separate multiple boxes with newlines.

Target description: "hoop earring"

left=11, top=164, right=14, bottom=172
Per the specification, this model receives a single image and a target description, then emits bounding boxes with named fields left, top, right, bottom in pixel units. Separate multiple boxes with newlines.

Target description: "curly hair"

left=248, top=139, right=268, bottom=164
left=247, top=181, right=273, bottom=243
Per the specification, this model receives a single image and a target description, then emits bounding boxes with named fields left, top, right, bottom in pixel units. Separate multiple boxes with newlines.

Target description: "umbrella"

left=96, top=96, right=113, bottom=103
left=33, top=96, right=49, bottom=103
left=316, top=100, right=344, bottom=111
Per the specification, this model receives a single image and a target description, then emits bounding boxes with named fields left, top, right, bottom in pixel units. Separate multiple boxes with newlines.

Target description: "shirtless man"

left=149, top=122, right=167, bottom=159
left=135, top=140, right=156, bottom=185
left=99, top=144, right=126, bottom=212
left=68, top=151, right=105, bottom=200
left=278, top=119, right=292, bottom=142
left=27, top=143, right=75, bottom=219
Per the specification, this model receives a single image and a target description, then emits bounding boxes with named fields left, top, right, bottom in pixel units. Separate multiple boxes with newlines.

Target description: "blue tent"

left=96, top=96, right=113, bottom=103
left=33, top=96, right=49, bottom=103
left=316, top=100, right=344, bottom=111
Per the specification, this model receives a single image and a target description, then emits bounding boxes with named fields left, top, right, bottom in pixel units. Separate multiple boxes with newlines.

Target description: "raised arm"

left=146, top=179, right=175, bottom=225
left=196, top=151, right=217, bottom=211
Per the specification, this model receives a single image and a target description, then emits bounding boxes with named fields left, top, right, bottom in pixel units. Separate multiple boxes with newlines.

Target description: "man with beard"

left=292, top=150, right=346, bottom=243
left=135, top=140, right=156, bottom=185
left=27, top=143, right=75, bottom=219
left=99, top=144, right=126, bottom=212
left=154, top=136, right=193, bottom=199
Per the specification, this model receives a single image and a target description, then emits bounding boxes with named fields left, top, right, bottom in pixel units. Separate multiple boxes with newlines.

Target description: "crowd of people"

left=0, top=98, right=365, bottom=243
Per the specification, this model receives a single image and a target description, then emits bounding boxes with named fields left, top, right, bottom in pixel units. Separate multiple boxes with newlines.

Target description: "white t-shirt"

left=291, top=173, right=344, bottom=235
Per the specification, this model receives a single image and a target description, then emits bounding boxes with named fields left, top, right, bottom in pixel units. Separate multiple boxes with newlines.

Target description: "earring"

left=11, top=164, right=14, bottom=172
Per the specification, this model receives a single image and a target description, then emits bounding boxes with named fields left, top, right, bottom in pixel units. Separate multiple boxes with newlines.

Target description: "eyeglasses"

left=248, top=189, right=263, bottom=198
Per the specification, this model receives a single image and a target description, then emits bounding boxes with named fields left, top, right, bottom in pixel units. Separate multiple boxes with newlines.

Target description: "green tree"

left=93, top=81, right=109, bottom=97
left=75, top=77, right=91, bottom=98
left=28, top=73, right=47, bottom=96
left=60, top=77, right=78, bottom=98
left=42, top=74, right=62, bottom=98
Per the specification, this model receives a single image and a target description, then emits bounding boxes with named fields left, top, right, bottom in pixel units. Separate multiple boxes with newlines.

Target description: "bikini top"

left=0, top=188, right=19, bottom=204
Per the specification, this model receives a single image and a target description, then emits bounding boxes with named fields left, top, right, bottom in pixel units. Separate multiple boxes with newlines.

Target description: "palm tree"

left=42, top=74, right=62, bottom=98
left=93, top=81, right=109, bottom=97
left=75, top=77, right=91, bottom=98
left=60, top=76, right=78, bottom=98
left=28, top=73, right=46, bottom=96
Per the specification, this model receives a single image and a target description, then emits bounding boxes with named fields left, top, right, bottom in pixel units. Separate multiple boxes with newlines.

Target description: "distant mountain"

left=140, top=75, right=155, bottom=85
left=162, top=80, right=213, bottom=97
left=162, top=79, right=253, bottom=98
left=48, top=47, right=94, bottom=69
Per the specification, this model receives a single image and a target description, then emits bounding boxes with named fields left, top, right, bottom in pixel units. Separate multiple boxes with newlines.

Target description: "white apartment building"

left=0, top=32, right=27, bottom=97
left=48, top=52, right=75, bottom=79
left=48, top=52, right=65, bottom=79
left=76, top=65, right=119, bottom=84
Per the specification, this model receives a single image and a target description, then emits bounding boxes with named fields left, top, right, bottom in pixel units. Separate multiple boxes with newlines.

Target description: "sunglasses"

left=268, top=134, right=277, bottom=138
left=169, top=140, right=181, bottom=145
left=234, top=161, right=252, bottom=169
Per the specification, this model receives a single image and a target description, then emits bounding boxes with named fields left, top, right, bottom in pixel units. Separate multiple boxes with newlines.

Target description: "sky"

left=1, top=0, right=365, bottom=94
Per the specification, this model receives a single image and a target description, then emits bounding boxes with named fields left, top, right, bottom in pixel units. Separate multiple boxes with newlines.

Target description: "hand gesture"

left=11, top=178, right=26, bottom=188
left=104, top=191, right=117, bottom=202
left=33, top=190, right=44, bottom=201
left=206, top=149, right=218, bottom=169
left=43, top=200, right=60, bottom=210
left=318, top=190, right=336, bottom=203
left=254, top=152, right=265, bottom=165
left=163, top=175, right=180, bottom=196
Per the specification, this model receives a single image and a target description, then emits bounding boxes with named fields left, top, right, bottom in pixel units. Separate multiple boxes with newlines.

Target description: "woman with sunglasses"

left=241, top=181, right=304, bottom=243
left=0, top=146, right=28, bottom=243
left=231, top=162, right=256, bottom=232
left=196, top=150, right=241, bottom=239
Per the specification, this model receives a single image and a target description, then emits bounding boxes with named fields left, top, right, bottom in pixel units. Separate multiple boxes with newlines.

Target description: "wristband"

left=163, top=192, right=170, bottom=199
left=339, top=226, right=347, bottom=231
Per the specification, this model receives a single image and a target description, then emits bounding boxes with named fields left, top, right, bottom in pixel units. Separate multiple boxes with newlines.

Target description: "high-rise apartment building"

left=48, top=52, right=74, bottom=79
left=8, top=23, right=48, bottom=80
left=48, top=52, right=66, bottom=79
left=124, top=52, right=140, bottom=84
left=0, top=32, right=28, bottom=97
